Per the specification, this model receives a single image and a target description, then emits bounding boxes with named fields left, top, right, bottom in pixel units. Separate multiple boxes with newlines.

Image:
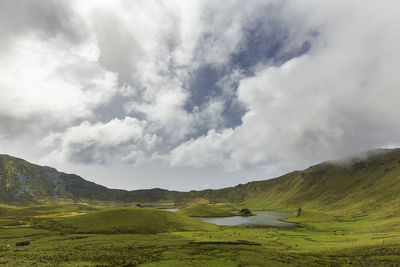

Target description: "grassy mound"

left=177, top=204, right=235, bottom=217
left=40, top=207, right=218, bottom=234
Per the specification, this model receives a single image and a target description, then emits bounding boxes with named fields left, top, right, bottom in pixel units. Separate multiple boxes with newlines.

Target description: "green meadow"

left=176, top=203, right=236, bottom=217
left=2, top=150, right=400, bottom=265
left=1, top=203, right=400, bottom=266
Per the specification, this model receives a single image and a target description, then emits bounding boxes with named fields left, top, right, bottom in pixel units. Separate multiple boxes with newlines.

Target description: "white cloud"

left=170, top=128, right=234, bottom=169
left=1, top=0, right=400, bottom=189
left=0, top=28, right=117, bottom=128
left=125, top=85, right=193, bottom=142
left=169, top=0, right=400, bottom=172
left=77, top=1, right=283, bottom=141
left=42, top=117, right=159, bottom=164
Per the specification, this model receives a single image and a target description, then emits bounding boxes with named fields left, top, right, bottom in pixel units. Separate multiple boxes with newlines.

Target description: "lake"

left=195, top=210, right=293, bottom=228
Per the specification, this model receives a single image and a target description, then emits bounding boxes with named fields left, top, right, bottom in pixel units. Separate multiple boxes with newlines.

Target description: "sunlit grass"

left=1, top=205, right=400, bottom=266
left=176, top=203, right=235, bottom=217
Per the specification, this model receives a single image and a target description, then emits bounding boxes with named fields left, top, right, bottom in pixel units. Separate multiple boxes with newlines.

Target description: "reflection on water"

left=143, top=207, right=178, bottom=212
left=164, top=208, right=178, bottom=212
left=195, top=211, right=293, bottom=227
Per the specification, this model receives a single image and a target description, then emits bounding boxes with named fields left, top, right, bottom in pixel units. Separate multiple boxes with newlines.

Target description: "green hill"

left=169, top=148, right=400, bottom=216
left=177, top=204, right=234, bottom=217
left=232, top=149, right=400, bottom=215
left=2, top=149, right=400, bottom=217
left=0, top=154, right=184, bottom=205
left=35, top=207, right=218, bottom=234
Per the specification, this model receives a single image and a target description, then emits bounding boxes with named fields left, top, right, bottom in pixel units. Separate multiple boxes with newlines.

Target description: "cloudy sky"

left=1, top=0, right=399, bottom=191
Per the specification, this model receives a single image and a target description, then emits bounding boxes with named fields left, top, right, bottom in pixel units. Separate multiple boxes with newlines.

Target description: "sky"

left=1, top=0, right=400, bottom=191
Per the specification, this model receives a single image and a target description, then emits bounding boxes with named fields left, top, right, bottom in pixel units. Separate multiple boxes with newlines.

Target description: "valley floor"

left=1, top=206, right=400, bottom=266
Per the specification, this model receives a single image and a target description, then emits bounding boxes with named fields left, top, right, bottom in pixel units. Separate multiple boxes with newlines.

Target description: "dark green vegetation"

left=1, top=149, right=400, bottom=265
left=238, top=208, right=254, bottom=216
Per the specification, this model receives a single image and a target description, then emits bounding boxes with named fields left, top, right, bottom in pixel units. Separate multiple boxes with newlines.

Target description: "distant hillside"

left=2, top=149, right=400, bottom=215
left=209, top=148, right=400, bottom=215
left=0, top=154, right=183, bottom=205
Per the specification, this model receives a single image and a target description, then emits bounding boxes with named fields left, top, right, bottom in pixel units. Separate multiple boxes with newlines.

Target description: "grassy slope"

left=0, top=154, right=115, bottom=204
left=0, top=154, right=185, bottom=205
left=37, top=207, right=219, bottom=234
left=176, top=204, right=234, bottom=217
left=149, top=148, right=400, bottom=214
left=2, top=151, right=400, bottom=265
left=1, top=199, right=400, bottom=265
left=231, top=149, right=400, bottom=216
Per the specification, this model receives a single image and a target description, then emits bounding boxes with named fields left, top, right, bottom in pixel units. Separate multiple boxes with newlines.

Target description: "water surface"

left=196, top=211, right=293, bottom=228
left=143, top=207, right=178, bottom=212
left=164, top=208, right=178, bottom=212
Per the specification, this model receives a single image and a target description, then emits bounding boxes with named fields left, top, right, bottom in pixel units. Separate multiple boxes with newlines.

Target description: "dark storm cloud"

left=0, top=0, right=86, bottom=44
left=230, top=7, right=315, bottom=72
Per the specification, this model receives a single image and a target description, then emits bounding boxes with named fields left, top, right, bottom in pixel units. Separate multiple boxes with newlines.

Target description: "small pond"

left=195, top=210, right=293, bottom=228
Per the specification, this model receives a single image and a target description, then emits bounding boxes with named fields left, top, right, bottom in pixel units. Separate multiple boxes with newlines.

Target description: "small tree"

left=239, top=208, right=253, bottom=216
left=296, top=207, right=302, bottom=217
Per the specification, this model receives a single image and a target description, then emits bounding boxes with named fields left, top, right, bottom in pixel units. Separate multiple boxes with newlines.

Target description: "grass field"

left=1, top=204, right=400, bottom=266
left=176, top=204, right=236, bottom=217
left=2, top=150, right=400, bottom=265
